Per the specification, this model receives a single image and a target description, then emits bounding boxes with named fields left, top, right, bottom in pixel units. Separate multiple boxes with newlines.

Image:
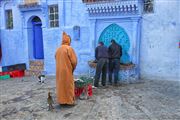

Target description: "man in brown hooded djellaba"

left=55, top=32, right=77, bottom=105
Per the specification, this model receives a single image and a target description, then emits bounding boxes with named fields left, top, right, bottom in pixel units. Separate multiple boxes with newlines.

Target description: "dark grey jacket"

left=95, top=45, right=109, bottom=60
left=108, top=43, right=122, bottom=59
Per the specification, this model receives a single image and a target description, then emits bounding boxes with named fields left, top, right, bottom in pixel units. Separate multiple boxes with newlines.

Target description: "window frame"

left=143, top=0, right=154, bottom=14
left=48, top=4, right=59, bottom=28
left=5, top=9, right=13, bottom=29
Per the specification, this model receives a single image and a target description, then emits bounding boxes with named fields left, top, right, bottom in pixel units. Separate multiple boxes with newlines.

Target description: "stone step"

left=29, top=60, right=44, bottom=66
left=29, top=65, right=44, bottom=71
left=26, top=60, right=44, bottom=77
left=25, top=70, right=43, bottom=77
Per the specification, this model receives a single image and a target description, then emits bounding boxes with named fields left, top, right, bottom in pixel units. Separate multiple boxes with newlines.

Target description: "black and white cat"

left=38, top=74, right=46, bottom=83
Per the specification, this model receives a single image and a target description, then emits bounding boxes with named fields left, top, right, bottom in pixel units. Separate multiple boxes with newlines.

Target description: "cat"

left=47, top=90, right=54, bottom=111
left=38, top=74, right=46, bottom=83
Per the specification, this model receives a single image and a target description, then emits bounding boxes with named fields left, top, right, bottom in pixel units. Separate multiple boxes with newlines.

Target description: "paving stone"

left=0, top=77, right=180, bottom=120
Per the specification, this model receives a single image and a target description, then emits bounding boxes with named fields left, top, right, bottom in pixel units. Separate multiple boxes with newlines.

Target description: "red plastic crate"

left=9, top=71, right=16, bottom=78
left=0, top=70, right=24, bottom=78
left=88, top=84, right=93, bottom=96
left=0, top=72, right=10, bottom=76
left=75, top=84, right=93, bottom=97
left=9, top=70, right=24, bottom=78
left=75, top=87, right=84, bottom=97
left=17, top=70, right=25, bottom=77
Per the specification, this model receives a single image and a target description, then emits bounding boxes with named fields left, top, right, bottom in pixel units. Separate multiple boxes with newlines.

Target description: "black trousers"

left=108, top=59, right=120, bottom=84
left=94, top=58, right=108, bottom=87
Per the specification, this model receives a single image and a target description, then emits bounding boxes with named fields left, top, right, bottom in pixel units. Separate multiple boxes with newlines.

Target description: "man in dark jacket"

left=108, top=39, right=122, bottom=85
left=94, top=41, right=109, bottom=87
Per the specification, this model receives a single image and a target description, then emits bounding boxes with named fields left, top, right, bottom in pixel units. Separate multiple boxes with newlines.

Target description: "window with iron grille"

left=5, top=10, right=13, bottom=29
left=48, top=5, right=59, bottom=28
left=143, top=0, right=154, bottom=13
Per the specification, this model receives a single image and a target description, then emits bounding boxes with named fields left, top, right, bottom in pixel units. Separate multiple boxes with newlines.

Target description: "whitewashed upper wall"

left=0, top=1, right=26, bottom=66
left=140, top=0, right=180, bottom=81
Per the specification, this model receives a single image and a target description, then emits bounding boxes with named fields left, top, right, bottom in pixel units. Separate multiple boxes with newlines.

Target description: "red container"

left=17, top=70, right=25, bottom=77
left=9, top=71, right=17, bottom=78
left=0, top=70, right=24, bottom=78
left=88, top=84, right=93, bottom=96
left=75, top=87, right=84, bottom=97
left=0, top=71, right=10, bottom=76
left=0, top=72, right=3, bottom=76
left=9, top=70, right=24, bottom=78
left=75, top=84, right=93, bottom=97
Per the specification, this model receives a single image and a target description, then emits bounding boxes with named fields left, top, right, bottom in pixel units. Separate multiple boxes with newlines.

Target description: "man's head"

left=98, top=41, right=104, bottom=46
left=111, top=39, right=116, bottom=44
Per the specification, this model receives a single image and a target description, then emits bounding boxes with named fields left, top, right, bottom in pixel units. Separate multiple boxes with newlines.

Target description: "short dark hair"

left=111, top=39, right=116, bottom=43
left=99, top=41, right=104, bottom=45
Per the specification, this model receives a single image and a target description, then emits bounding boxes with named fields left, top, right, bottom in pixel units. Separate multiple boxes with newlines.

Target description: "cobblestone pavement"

left=0, top=77, right=180, bottom=120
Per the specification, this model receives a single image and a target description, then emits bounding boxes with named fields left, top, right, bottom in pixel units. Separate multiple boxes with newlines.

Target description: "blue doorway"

left=32, top=17, right=44, bottom=59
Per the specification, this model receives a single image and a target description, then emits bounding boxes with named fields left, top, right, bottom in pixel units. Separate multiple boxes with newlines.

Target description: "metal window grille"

left=5, top=10, right=13, bottom=29
left=48, top=5, right=59, bottom=28
left=143, top=0, right=154, bottom=13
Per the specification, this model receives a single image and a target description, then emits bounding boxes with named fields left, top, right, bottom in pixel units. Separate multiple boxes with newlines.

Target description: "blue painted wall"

left=140, top=0, right=180, bottom=81
left=0, top=1, right=27, bottom=67
left=0, top=0, right=179, bottom=81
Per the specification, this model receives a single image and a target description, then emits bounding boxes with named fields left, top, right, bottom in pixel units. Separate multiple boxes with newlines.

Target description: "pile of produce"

left=88, top=60, right=97, bottom=68
left=74, top=76, right=93, bottom=88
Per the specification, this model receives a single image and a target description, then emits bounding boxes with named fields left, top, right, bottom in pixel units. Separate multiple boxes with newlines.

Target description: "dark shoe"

left=94, top=84, right=99, bottom=87
left=100, top=85, right=107, bottom=89
left=113, top=83, right=118, bottom=87
left=108, top=82, right=112, bottom=85
left=102, top=84, right=106, bottom=86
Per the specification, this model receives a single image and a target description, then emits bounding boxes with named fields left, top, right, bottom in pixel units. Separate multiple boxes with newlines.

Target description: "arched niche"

left=98, top=23, right=130, bottom=64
